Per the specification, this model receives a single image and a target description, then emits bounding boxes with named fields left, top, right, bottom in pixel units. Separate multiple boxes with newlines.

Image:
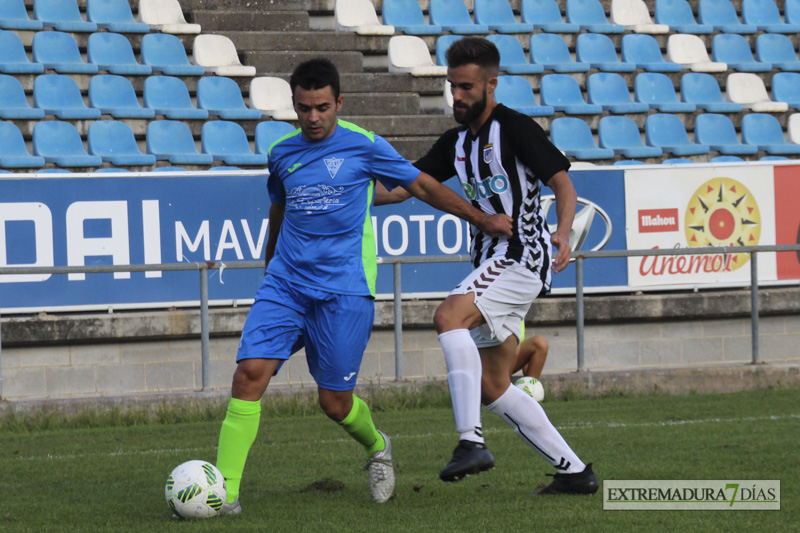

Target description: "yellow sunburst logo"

left=684, top=177, right=760, bottom=271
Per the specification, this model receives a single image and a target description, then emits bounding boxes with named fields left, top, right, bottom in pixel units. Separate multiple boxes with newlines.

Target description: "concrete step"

left=342, top=92, right=421, bottom=115
left=339, top=115, right=455, bottom=137
left=224, top=31, right=386, bottom=53
left=244, top=50, right=364, bottom=74
left=191, top=10, right=309, bottom=32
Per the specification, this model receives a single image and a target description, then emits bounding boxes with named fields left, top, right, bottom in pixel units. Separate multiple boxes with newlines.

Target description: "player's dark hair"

left=290, top=57, right=341, bottom=98
left=445, top=37, right=500, bottom=76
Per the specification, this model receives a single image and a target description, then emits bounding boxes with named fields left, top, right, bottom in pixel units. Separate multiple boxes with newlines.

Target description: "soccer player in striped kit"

left=377, top=37, right=598, bottom=495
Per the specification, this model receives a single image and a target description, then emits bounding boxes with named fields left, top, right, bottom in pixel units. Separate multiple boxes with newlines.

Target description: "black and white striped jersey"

left=414, top=104, right=570, bottom=289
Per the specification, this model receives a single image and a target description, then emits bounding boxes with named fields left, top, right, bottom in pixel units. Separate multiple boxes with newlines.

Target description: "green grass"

left=1, top=388, right=797, bottom=532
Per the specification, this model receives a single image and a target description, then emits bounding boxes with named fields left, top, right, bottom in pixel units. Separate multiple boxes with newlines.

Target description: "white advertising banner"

left=624, top=166, right=777, bottom=287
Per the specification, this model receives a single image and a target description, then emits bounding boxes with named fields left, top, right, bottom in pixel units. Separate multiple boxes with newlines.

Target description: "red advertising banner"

left=774, top=165, right=800, bottom=280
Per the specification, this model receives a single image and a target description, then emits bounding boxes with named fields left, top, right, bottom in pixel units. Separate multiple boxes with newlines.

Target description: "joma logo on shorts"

left=462, top=175, right=509, bottom=200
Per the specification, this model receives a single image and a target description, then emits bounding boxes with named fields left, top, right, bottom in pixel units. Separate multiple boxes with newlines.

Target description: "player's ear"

left=335, top=94, right=344, bottom=112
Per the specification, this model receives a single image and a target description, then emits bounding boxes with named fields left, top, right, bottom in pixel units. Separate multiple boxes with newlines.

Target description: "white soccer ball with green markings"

left=515, top=376, right=545, bottom=402
left=165, top=460, right=226, bottom=519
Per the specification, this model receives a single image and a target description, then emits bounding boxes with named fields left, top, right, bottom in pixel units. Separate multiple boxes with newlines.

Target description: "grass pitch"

left=1, top=388, right=797, bottom=532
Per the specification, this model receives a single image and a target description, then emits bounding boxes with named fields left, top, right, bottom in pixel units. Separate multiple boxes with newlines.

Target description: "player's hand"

left=478, top=213, right=513, bottom=238
left=550, top=232, right=571, bottom=273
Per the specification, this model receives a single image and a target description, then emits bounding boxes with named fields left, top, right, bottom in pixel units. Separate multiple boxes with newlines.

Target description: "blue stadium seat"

left=680, top=73, right=743, bottom=112
left=32, top=31, right=99, bottom=74
left=429, top=0, right=489, bottom=34
left=710, top=155, right=745, bottom=162
left=86, top=0, right=149, bottom=33
left=435, top=35, right=462, bottom=66
left=255, top=121, right=297, bottom=156
left=33, top=0, right=98, bottom=32
left=33, top=74, right=102, bottom=119
left=36, top=168, right=72, bottom=173
left=0, top=75, right=45, bottom=119
left=760, top=155, right=791, bottom=161
left=521, top=0, right=580, bottom=32
left=88, top=121, right=156, bottom=166
left=598, top=116, right=663, bottom=158
left=89, top=75, right=156, bottom=119
left=613, top=159, right=647, bottom=165
left=550, top=117, right=615, bottom=160
left=711, top=34, right=771, bottom=72
left=202, top=121, right=268, bottom=166
left=621, top=34, right=681, bottom=72
left=381, top=0, right=443, bottom=34
left=94, top=168, right=133, bottom=173
left=654, top=0, right=713, bottom=33
left=741, top=114, right=800, bottom=154
left=770, top=72, right=800, bottom=110
left=529, top=34, right=590, bottom=73
left=661, top=158, right=696, bottom=164
left=587, top=72, right=650, bottom=113
left=645, top=113, right=710, bottom=155
left=144, top=76, right=209, bottom=119
left=566, top=0, right=624, bottom=33
left=87, top=32, right=152, bottom=75
left=576, top=34, right=635, bottom=73
left=0, top=0, right=44, bottom=30
left=540, top=74, right=602, bottom=114
left=197, top=77, right=262, bottom=120
left=634, top=73, right=696, bottom=113
left=0, top=122, right=45, bottom=169
left=494, top=75, right=554, bottom=116
left=741, top=0, right=800, bottom=33
left=32, top=121, right=103, bottom=168
left=141, top=33, right=205, bottom=76
left=694, top=114, right=759, bottom=154
left=0, top=31, right=43, bottom=74
left=787, top=0, right=800, bottom=24
left=487, top=35, right=544, bottom=74
left=474, top=0, right=534, bottom=33
left=147, top=120, right=214, bottom=165
left=755, top=35, right=800, bottom=72
left=697, top=0, right=757, bottom=33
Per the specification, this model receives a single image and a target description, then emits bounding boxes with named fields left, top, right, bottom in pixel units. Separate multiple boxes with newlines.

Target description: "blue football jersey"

left=266, top=120, right=420, bottom=296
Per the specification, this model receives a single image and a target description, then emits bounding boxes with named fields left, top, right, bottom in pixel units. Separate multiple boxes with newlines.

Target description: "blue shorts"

left=237, top=274, right=375, bottom=391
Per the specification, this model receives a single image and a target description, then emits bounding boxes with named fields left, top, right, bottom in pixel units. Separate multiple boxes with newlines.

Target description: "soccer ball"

left=165, top=460, right=226, bottom=519
left=514, top=376, right=545, bottom=402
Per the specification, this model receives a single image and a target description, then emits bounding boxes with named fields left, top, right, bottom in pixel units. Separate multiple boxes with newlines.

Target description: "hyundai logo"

left=540, top=196, right=613, bottom=254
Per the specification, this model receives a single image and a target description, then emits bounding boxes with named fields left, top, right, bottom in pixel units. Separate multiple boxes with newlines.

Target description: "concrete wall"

left=2, top=288, right=799, bottom=401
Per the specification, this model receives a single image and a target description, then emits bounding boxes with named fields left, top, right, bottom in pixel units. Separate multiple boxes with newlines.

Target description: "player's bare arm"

left=547, top=171, right=577, bottom=274
left=263, top=202, right=285, bottom=272
left=391, top=172, right=513, bottom=238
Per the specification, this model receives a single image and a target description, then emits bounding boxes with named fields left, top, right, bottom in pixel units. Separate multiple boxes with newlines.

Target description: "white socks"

left=439, top=329, right=484, bottom=444
left=487, top=384, right=585, bottom=474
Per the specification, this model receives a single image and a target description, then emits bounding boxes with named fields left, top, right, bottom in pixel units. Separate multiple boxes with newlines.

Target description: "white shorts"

left=451, top=258, right=543, bottom=348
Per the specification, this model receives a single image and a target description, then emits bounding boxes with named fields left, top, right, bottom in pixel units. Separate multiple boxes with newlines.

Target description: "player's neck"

left=468, top=101, right=498, bottom=136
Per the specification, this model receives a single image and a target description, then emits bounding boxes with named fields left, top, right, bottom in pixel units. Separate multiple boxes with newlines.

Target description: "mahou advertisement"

left=624, top=166, right=778, bottom=287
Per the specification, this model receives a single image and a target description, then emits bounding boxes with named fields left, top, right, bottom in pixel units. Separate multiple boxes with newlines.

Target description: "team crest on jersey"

left=483, top=144, right=493, bottom=164
left=324, top=157, right=344, bottom=179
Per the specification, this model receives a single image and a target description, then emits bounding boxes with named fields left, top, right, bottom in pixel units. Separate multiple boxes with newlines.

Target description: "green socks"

left=216, top=398, right=261, bottom=503
left=339, top=395, right=385, bottom=456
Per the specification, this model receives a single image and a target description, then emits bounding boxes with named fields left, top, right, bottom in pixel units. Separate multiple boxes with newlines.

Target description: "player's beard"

left=453, top=88, right=488, bottom=125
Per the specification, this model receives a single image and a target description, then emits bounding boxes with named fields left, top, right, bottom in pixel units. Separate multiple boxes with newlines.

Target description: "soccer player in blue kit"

left=215, top=58, right=513, bottom=513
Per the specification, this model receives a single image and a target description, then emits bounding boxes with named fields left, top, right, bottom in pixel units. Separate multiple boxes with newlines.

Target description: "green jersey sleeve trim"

left=362, top=180, right=377, bottom=297
left=338, top=120, right=375, bottom=143
left=268, top=128, right=302, bottom=157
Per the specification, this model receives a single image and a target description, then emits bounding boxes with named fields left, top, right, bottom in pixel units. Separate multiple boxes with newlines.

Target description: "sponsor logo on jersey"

left=461, top=174, right=509, bottom=200
left=288, top=162, right=303, bottom=173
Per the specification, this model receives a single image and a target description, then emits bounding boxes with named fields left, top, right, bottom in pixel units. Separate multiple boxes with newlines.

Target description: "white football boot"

left=364, top=431, right=395, bottom=503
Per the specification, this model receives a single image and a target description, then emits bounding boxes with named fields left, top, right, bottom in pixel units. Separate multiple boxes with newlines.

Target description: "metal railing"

left=1, top=244, right=799, bottom=399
